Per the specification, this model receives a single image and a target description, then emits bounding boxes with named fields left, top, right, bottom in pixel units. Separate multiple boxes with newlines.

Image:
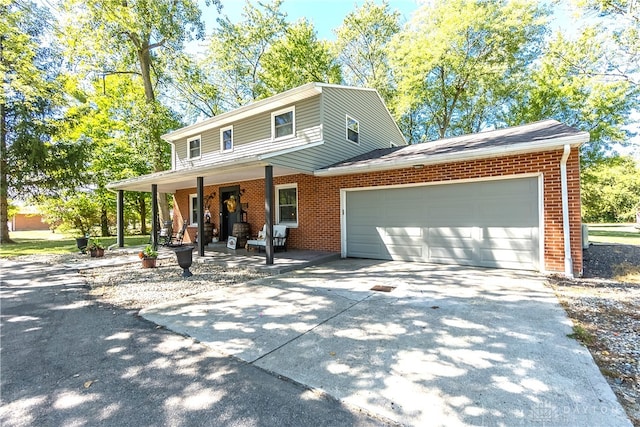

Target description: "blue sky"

left=201, top=0, right=420, bottom=40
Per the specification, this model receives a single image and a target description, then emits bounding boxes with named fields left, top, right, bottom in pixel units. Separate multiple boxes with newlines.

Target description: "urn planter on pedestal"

left=174, top=246, right=194, bottom=277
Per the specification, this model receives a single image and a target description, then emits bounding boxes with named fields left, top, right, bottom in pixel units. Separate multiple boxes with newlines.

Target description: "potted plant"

left=139, top=245, right=158, bottom=268
left=87, top=238, right=105, bottom=258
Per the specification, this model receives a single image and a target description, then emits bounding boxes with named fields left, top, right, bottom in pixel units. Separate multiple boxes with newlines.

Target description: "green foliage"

left=258, top=19, right=341, bottom=97
left=87, top=238, right=104, bottom=251
left=390, top=0, right=549, bottom=142
left=206, top=0, right=287, bottom=108
left=332, top=0, right=400, bottom=102
left=40, top=192, right=102, bottom=236
left=581, top=155, right=640, bottom=222
left=507, top=29, right=638, bottom=165
left=1, top=1, right=90, bottom=198
left=141, top=244, right=158, bottom=258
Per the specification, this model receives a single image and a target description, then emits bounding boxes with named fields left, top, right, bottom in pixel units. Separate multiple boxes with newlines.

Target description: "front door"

left=219, top=185, right=240, bottom=241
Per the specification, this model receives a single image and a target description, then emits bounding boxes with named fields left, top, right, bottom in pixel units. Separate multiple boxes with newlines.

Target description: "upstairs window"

left=220, top=126, right=233, bottom=151
left=272, top=107, right=295, bottom=140
left=346, top=115, right=359, bottom=144
left=187, top=136, right=201, bottom=159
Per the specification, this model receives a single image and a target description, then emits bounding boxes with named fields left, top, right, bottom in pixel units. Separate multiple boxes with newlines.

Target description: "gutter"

left=560, top=144, right=574, bottom=278
left=315, top=133, right=588, bottom=177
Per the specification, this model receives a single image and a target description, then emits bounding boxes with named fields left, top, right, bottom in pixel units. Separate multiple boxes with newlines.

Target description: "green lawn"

left=0, top=230, right=150, bottom=257
left=587, top=223, right=640, bottom=245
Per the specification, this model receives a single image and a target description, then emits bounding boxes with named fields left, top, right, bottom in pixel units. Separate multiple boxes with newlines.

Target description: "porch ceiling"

left=108, top=161, right=306, bottom=193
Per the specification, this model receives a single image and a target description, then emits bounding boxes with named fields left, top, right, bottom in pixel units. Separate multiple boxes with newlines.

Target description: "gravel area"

left=81, top=257, right=268, bottom=310
left=548, top=243, right=640, bottom=426
left=15, top=245, right=640, bottom=425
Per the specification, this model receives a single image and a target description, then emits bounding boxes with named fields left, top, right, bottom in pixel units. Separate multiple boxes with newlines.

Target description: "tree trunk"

left=138, top=194, right=147, bottom=235
left=100, top=206, right=109, bottom=236
left=136, top=42, right=171, bottom=223
left=0, top=40, right=14, bottom=244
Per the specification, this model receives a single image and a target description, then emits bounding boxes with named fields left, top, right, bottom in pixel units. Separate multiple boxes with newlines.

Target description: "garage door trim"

left=340, top=173, right=545, bottom=270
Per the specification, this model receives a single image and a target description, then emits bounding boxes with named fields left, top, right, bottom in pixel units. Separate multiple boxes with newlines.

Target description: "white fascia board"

left=315, top=133, right=588, bottom=177
left=161, top=83, right=323, bottom=142
left=107, top=156, right=266, bottom=190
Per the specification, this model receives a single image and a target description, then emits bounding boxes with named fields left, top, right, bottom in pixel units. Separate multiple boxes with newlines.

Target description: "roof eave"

left=314, top=133, right=589, bottom=177
left=161, top=83, right=323, bottom=142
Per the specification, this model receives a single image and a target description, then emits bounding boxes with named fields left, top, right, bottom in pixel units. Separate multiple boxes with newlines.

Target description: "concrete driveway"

left=141, top=259, right=631, bottom=426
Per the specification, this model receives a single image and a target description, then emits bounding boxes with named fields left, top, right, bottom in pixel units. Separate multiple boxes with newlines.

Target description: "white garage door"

left=345, top=177, right=540, bottom=270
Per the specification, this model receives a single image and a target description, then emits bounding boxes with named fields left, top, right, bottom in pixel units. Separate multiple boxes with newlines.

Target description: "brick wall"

left=173, top=148, right=582, bottom=274
left=11, top=214, right=50, bottom=231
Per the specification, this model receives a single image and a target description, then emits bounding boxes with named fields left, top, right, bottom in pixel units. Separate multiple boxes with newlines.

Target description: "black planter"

left=174, top=246, right=193, bottom=277
left=76, top=237, right=89, bottom=253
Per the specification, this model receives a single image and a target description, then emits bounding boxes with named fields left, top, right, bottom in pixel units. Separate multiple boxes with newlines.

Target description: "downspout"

left=560, top=144, right=573, bottom=278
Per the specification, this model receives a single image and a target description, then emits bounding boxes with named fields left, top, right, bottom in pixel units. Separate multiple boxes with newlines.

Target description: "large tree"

left=60, top=0, right=217, bottom=222
left=582, top=155, right=640, bottom=222
left=206, top=0, right=287, bottom=109
left=506, top=29, right=638, bottom=165
left=333, top=0, right=400, bottom=103
left=390, top=0, right=549, bottom=142
left=258, top=19, right=341, bottom=97
left=0, top=1, right=88, bottom=243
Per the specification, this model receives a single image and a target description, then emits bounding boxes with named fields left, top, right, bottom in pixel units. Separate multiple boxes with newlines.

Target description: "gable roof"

left=315, top=120, right=589, bottom=176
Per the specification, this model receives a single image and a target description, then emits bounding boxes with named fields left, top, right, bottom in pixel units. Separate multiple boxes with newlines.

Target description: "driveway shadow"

left=140, top=259, right=631, bottom=426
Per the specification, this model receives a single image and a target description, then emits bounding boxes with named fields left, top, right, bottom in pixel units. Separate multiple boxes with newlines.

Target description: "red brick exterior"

left=11, top=214, right=50, bottom=231
left=174, top=148, right=582, bottom=275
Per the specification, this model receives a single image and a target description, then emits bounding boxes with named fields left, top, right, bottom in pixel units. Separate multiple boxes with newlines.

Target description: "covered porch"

left=107, top=159, right=310, bottom=266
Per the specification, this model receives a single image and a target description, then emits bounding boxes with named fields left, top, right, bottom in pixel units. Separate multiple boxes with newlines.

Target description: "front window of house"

left=276, top=184, right=298, bottom=226
left=189, top=194, right=198, bottom=225
left=221, top=126, right=233, bottom=151
left=188, top=136, right=201, bottom=159
left=272, top=107, right=295, bottom=139
left=346, top=115, right=359, bottom=144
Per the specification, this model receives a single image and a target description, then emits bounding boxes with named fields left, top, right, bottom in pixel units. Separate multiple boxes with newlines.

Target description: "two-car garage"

left=343, top=176, right=541, bottom=271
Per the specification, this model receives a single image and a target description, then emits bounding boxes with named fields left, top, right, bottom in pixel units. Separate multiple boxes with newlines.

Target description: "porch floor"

left=197, top=242, right=340, bottom=274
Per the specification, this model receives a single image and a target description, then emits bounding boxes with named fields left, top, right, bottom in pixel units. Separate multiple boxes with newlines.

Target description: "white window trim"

left=390, top=141, right=398, bottom=148
left=346, top=115, right=359, bottom=145
left=275, top=183, right=298, bottom=227
left=189, top=194, right=198, bottom=226
left=220, top=125, right=233, bottom=152
left=187, top=135, right=202, bottom=160
left=271, top=106, right=296, bottom=141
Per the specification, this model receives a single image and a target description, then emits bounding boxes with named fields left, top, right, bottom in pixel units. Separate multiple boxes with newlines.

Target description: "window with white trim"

left=187, top=135, right=201, bottom=159
left=346, top=115, right=359, bottom=144
left=275, top=184, right=298, bottom=226
left=189, top=194, right=198, bottom=225
left=272, top=107, right=295, bottom=140
left=220, top=126, right=233, bottom=151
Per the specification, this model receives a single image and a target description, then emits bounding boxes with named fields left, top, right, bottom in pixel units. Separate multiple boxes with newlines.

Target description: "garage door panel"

left=479, top=248, right=534, bottom=269
left=383, top=227, right=423, bottom=238
left=428, top=227, right=474, bottom=239
left=429, top=246, right=475, bottom=263
left=345, top=177, right=539, bottom=270
left=482, top=227, right=535, bottom=239
left=387, top=244, right=424, bottom=260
